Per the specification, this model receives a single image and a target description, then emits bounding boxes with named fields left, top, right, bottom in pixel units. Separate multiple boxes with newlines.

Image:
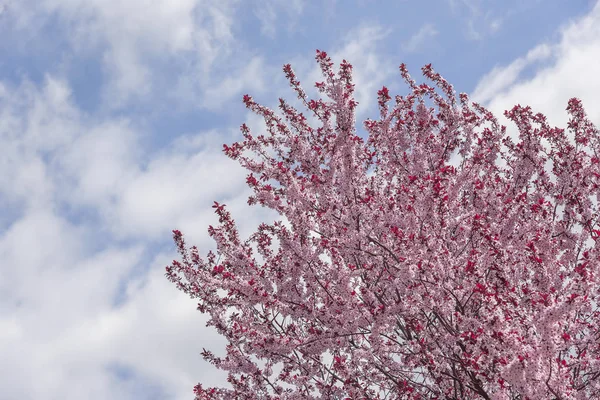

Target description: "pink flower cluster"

left=166, top=50, right=600, bottom=399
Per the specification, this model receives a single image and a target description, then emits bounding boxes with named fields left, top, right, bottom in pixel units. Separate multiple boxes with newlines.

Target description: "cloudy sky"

left=1, top=0, right=599, bottom=399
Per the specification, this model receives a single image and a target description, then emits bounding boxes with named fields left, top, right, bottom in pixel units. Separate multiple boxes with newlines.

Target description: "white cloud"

left=402, top=23, right=438, bottom=53
left=71, top=254, right=227, bottom=400
left=0, top=77, right=78, bottom=211
left=0, top=69, right=282, bottom=397
left=58, top=119, right=141, bottom=208
left=0, top=71, right=263, bottom=243
left=7, top=0, right=237, bottom=108
left=473, top=1, right=600, bottom=129
left=471, top=44, right=553, bottom=105
left=0, top=208, right=145, bottom=399
left=3, top=0, right=307, bottom=115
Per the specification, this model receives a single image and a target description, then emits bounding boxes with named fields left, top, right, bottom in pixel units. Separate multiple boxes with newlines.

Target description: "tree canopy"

left=167, top=50, right=600, bottom=399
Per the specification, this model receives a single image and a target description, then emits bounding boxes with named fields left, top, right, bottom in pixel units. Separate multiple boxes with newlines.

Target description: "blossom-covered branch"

left=167, top=50, right=600, bottom=399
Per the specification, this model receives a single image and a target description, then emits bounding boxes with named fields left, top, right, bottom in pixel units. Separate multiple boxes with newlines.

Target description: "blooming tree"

left=166, top=50, right=600, bottom=399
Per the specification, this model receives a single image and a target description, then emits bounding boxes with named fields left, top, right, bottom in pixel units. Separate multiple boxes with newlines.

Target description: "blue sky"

left=1, top=1, right=600, bottom=399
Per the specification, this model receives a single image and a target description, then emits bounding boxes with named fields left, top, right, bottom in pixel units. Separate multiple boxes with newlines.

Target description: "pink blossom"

left=167, top=50, right=600, bottom=399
